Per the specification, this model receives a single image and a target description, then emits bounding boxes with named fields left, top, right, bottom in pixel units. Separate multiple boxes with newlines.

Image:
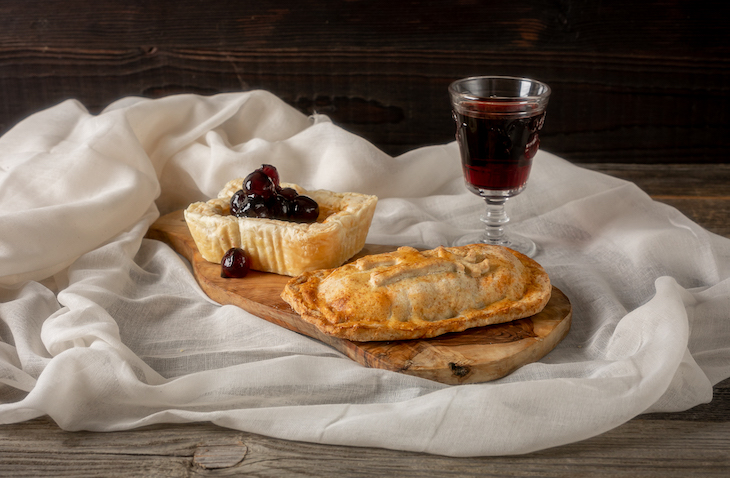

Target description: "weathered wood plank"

left=2, top=47, right=726, bottom=163
left=580, top=164, right=729, bottom=197
left=0, top=0, right=727, bottom=161
left=0, top=408, right=728, bottom=477
left=2, top=1, right=727, bottom=54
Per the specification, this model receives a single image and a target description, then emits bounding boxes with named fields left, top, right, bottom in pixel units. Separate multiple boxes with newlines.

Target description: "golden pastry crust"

left=281, top=244, right=551, bottom=342
left=184, top=179, right=378, bottom=276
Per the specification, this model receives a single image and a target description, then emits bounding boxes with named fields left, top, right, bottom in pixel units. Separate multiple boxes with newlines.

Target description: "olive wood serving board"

left=146, top=210, right=572, bottom=385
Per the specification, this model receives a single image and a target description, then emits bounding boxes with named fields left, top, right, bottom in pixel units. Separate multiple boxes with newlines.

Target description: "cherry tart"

left=184, top=168, right=378, bottom=277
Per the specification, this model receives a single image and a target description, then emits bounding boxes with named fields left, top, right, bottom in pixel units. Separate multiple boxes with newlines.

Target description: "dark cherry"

left=267, top=194, right=291, bottom=220
left=221, top=247, right=250, bottom=278
left=290, top=195, right=319, bottom=223
left=243, top=170, right=276, bottom=199
left=278, top=187, right=298, bottom=200
left=259, top=164, right=280, bottom=187
left=230, top=189, right=247, bottom=216
left=237, top=195, right=270, bottom=218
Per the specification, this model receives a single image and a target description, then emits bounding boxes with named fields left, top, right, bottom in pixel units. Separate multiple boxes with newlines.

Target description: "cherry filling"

left=278, top=187, right=298, bottom=200
left=290, top=195, right=319, bottom=223
left=230, top=164, right=319, bottom=223
left=259, top=164, right=280, bottom=187
left=243, top=169, right=276, bottom=199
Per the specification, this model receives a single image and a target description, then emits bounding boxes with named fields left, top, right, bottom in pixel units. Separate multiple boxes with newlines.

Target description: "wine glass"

left=449, top=76, right=551, bottom=257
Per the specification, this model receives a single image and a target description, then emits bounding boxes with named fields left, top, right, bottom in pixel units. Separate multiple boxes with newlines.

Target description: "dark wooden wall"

left=1, top=0, right=728, bottom=163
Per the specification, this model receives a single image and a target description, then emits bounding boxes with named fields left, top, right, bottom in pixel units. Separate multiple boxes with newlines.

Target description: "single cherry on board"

left=221, top=247, right=251, bottom=278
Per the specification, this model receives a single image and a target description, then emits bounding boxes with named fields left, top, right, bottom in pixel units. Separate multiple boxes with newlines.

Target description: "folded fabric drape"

left=1, top=91, right=728, bottom=456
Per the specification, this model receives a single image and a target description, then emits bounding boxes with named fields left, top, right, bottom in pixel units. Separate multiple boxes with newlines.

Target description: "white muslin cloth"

left=1, top=91, right=729, bottom=456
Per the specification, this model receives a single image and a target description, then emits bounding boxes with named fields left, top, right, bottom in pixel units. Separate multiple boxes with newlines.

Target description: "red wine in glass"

left=455, top=101, right=546, bottom=195
left=449, top=76, right=550, bottom=257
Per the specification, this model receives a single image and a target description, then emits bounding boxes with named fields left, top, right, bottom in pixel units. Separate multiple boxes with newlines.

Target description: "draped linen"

left=1, top=91, right=728, bottom=456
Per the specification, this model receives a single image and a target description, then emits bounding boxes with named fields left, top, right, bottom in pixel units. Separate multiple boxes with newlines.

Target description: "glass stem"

left=480, top=197, right=510, bottom=245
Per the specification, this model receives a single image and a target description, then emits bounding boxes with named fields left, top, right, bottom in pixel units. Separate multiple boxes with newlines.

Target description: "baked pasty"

left=281, top=244, right=551, bottom=341
left=184, top=179, right=378, bottom=276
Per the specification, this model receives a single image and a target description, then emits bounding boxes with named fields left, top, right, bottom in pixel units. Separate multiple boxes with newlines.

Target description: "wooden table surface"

left=1, top=163, right=728, bottom=477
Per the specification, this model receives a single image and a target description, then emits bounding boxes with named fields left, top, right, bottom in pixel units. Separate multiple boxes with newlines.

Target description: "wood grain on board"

left=146, top=209, right=572, bottom=385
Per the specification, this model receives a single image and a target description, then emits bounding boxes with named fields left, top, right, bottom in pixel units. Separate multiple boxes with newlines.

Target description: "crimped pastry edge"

left=281, top=244, right=552, bottom=342
left=184, top=180, right=378, bottom=277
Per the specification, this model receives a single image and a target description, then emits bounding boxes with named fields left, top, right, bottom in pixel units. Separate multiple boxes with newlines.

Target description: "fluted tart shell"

left=184, top=179, right=378, bottom=277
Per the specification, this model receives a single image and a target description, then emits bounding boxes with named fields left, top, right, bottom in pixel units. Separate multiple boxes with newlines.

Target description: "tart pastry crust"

left=184, top=179, right=378, bottom=276
left=281, top=244, right=551, bottom=342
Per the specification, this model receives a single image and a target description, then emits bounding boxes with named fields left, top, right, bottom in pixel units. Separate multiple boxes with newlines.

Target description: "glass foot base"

left=455, top=232, right=537, bottom=257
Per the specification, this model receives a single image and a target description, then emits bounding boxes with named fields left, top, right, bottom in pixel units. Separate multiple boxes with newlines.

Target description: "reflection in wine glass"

left=449, top=76, right=551, bottom=257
